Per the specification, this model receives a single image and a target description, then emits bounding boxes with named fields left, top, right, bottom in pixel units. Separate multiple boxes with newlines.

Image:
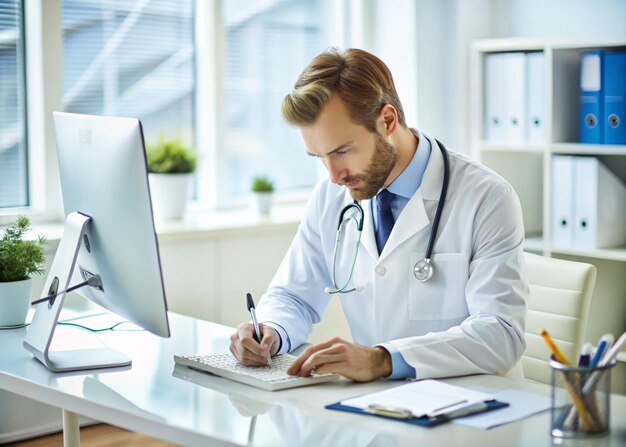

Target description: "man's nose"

left=326, top=159, right=348, bottom=184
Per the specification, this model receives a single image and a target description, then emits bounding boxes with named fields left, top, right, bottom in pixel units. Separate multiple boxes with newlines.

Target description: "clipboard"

left=325, top=399, right=509, bottom=427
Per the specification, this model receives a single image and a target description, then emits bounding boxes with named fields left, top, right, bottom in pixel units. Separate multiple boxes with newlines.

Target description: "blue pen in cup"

left=589, top=334, right=614, bottom=368
left=578, top=343, right=593, bottom=367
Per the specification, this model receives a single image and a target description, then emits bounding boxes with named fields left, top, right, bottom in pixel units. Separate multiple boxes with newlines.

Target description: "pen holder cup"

left=550, top=359, right=615, bottom=438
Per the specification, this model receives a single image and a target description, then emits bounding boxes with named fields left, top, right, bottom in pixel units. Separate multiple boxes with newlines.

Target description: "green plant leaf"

left=145, top=136, right=197, bottom=174
left=251, top=176, right=274, bottom=192
left=0, top=216, right=47, bottom=283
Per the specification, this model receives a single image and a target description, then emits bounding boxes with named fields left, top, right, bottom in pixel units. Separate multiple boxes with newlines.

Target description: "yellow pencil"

left=540, top=329, right=597, bottom=431
left=540, top=328, right=571, bottom=365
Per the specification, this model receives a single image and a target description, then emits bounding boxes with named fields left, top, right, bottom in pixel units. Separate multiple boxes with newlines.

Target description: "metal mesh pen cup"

left=550, top=359, right=615, bottom=438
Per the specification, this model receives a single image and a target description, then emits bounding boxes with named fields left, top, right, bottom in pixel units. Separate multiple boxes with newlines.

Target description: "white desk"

left=1, top=312, right=625, bottom=447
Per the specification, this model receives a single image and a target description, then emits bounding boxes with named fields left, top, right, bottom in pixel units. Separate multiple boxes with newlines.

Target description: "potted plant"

left=146, top=136, right=197, bottom=220
left=251, top=176, right=275, bottom=216
left=0, top=216, right=46, bottom=327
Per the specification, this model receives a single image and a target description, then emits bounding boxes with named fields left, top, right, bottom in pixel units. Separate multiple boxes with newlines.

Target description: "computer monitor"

left=23, top=112, right=170, bottom=372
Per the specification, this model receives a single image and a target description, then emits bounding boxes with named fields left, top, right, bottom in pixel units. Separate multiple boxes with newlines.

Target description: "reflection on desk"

left=173, top=364, right=394, bottom=447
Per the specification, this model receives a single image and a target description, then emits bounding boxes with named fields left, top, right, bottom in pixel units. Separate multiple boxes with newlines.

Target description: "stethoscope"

left=325, top=139, right=450, bottom=294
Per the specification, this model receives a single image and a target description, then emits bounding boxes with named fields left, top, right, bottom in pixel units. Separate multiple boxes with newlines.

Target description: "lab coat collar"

left=378, top=187, right=429, bottom=261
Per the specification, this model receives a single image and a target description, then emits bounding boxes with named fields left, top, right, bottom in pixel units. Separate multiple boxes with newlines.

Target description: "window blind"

left=62, top=0, right=195, bottom=144
left=222, top=0, right=329, bottom=198
left=0, top=0, right=28, bottom=208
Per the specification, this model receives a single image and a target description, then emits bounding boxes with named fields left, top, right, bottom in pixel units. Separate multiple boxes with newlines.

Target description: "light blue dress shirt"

left=373, top=131, right=431, bottom=379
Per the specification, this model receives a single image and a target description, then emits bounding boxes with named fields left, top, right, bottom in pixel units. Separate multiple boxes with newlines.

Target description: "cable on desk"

left=0, top=317, right=144, bottom=332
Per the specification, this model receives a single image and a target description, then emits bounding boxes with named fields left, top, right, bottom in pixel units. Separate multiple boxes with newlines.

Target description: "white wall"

left=491, top=0, right=626, bottom=41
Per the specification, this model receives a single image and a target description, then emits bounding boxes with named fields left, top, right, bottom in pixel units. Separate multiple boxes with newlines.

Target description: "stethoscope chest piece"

left=413, top=258, right=433, bottom=282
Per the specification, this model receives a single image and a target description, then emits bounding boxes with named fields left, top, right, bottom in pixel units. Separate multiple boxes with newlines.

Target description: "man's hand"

left=287, top=337, right=392, bottom=382
left=229, top=323, right=280, bottom=366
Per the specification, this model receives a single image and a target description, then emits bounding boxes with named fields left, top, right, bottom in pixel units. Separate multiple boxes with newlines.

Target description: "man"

left=230, top=48, right=527, bottom=382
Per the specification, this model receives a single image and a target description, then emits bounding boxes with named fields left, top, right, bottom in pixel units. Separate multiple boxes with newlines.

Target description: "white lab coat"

left=256, top=132, right=528, bottom=379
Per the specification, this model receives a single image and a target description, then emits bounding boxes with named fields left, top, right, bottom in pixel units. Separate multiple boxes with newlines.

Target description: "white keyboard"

left=173, top=353, right=340, bottom=391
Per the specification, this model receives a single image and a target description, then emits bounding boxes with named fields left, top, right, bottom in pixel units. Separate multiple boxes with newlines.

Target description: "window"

left=0, top=0, right=28, bottom=208
left=220, top=0, right=334, bottom=201
left=61, top=0, right=195, bottom=145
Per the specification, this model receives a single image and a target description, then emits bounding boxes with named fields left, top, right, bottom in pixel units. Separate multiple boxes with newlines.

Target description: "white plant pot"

left=254, top=192, right=273, bottom=216
left=148, top=173, right=192, bottom=221
left=0, top=278, right=32, bottom=327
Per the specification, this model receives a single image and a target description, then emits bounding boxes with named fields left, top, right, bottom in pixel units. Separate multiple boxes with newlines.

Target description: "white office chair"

left=522, top=252, right=597, bottom=384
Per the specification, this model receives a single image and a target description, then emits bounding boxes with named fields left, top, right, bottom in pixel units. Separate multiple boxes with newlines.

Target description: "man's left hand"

left=286, top=337, right=392, bottom=382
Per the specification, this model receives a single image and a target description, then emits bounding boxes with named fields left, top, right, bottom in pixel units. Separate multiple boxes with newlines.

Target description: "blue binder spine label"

left=579, top=50, right=604, bottom=144
left=603, top=51, right=626, bottom=145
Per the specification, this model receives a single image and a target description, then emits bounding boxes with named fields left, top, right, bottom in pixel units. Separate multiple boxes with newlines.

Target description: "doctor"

left=229, top=48, right=528, bottom=382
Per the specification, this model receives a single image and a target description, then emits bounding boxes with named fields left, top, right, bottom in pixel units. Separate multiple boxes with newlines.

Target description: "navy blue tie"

left=375, top=189, right=396, bottom=254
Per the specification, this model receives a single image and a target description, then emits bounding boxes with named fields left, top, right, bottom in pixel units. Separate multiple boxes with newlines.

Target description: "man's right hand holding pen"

left=229, top=293, right=279, bottom=366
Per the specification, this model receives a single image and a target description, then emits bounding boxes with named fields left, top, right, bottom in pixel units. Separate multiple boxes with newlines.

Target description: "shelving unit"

left=470, top=38, right=626, bottom=393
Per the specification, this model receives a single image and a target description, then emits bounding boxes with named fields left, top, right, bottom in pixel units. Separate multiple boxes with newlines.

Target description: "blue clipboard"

left=325, top=399, right=509, bottom=427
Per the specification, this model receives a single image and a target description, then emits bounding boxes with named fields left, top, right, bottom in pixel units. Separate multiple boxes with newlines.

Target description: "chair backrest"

left=522, top=252, right=597, bottom=384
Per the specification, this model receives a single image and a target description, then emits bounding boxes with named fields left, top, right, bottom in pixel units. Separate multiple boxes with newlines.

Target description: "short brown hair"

left=281, top=48, right=406, bottom=132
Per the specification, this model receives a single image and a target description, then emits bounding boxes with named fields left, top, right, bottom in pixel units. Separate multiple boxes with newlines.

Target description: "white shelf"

left=551, top=143, right=626, bottom=156
left=549, top=245, right=626, bottom=263
left=618, top=352, right=626, bottom=363
left=478, top=141, right=545, bottom=153
left=471, top=38, right=546, bottom=53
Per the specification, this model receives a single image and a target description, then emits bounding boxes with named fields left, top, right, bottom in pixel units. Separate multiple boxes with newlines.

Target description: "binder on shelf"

left=526, top=52, right=545, bottom=144
left=573, top=157, right=626, bottom=249
left=504, top=52, right=527, bottom=143
left=603, top=51, right=626, bottom=145
left=484, top=53, right=507, bottom=142
left=579, top=50, right=604, bottom=144
left=551, top=156, right=575, bottom=248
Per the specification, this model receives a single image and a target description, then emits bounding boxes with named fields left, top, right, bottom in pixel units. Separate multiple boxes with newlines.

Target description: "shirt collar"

left=385, top=128, right=431, bottom=199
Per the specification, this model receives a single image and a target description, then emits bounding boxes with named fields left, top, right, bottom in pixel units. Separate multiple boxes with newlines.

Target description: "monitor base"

left=38, top=348, right=131, bottom=373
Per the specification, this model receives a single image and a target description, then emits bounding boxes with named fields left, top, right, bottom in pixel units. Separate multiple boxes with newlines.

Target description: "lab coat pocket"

left=408, top=252, right=469, bottom=320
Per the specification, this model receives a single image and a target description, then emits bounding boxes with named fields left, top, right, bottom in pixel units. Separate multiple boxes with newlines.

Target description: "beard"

left=344, top=133, right=397, bottom=201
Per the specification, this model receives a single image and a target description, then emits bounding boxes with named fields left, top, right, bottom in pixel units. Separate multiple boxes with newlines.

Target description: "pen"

left=366, top=404, right=413, bottom=419
left=427, top=399, right=469, bottom=418
left=431, top=401, right=489, bottom=420
left=578, top=342, right=593, bottom=367
left=540, top=329, right=571, bottom=365
left=589, top=334, right=614, bottom=368
left=246, top=293, right=261, bottom=343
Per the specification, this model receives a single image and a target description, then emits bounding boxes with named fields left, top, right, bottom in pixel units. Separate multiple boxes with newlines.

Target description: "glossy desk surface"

left=1, top=311, right=625, bottom=447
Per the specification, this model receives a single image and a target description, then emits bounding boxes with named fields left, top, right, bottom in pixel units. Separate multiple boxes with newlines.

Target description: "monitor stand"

left=23, top=212, right=132, bottom=372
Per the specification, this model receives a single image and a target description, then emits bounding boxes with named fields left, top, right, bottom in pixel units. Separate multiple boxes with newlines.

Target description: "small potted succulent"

left=251, top=176, right=275, bottom=216
left=146, top=136, right=197, bottom=220
left=0, top=216, right=46, bottom=327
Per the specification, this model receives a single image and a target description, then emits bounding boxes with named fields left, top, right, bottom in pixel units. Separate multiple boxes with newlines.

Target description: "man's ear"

left=379, top=104, right=398, bottom=136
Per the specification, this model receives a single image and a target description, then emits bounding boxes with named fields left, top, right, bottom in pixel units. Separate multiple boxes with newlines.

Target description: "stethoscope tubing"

left=424, top=139, right=450, bottom=262
left=328, top=139, right=450, bottom=292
